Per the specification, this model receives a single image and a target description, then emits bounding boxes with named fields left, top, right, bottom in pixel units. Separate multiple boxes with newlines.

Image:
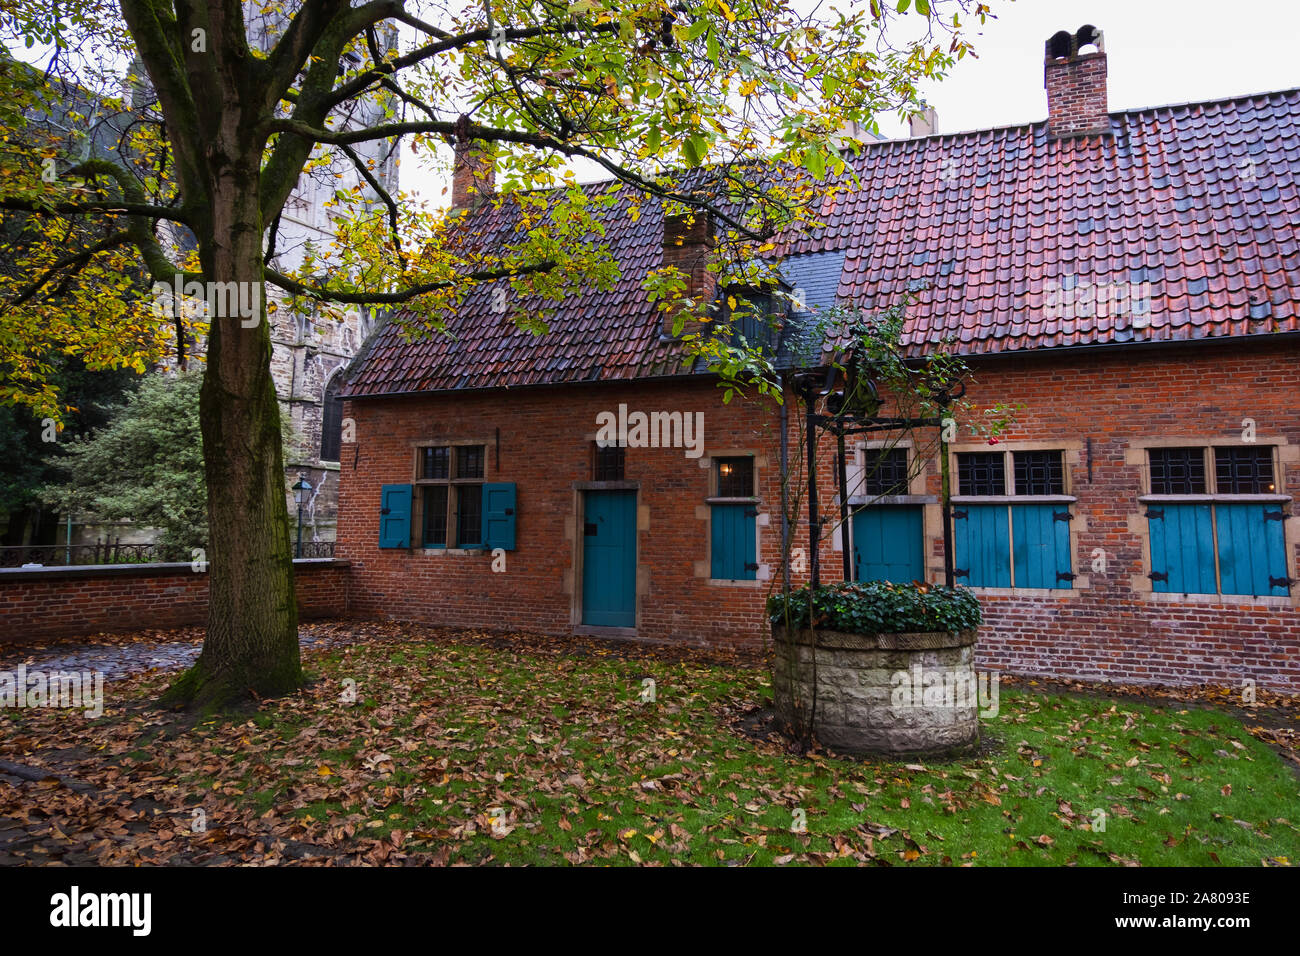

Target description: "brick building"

left=337, top=27, right=1300, bottom=692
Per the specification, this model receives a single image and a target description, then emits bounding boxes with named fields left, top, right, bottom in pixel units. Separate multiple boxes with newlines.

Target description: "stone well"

left=772, top=627, right=980, bottom=756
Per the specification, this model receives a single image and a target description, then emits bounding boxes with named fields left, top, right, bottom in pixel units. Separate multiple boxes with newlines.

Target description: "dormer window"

left=726, top=288, right=780, bottom=353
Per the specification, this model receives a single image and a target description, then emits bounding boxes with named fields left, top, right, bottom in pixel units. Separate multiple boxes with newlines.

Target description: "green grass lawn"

left=5, top=633, right=1298, bottom=866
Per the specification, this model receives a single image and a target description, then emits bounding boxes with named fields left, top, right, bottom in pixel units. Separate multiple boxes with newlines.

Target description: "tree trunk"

left=162, top=141, right=301, bottom=711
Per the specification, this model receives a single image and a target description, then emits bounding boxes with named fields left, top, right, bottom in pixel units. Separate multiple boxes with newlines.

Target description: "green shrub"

left=767, top=580, right=982, bottom=635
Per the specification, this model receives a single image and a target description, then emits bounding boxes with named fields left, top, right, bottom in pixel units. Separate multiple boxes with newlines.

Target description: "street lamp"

left=292, top=473, right=313, bottom=558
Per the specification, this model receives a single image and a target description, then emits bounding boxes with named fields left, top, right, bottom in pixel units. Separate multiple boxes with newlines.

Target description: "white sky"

left=410, top=0, right=1300, bottom=199
left=12, top=1, right=1296, bottom=203
left=406, top=0, right=1300, bottom=202
left=869, top=0, right=1300, bottom=139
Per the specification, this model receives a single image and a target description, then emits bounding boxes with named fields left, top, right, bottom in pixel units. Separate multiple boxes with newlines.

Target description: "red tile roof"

left=346, top=88, right=1300, bottom=398
left=346, top=182, right=690, bottom=397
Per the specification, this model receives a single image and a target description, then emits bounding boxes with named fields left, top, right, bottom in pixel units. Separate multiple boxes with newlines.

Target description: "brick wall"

left=950, top=341, right=1300, bottom=691
left=338, top=339, right=1300, bottom=692
left=338, top=379, right=785, bottom=648
left=0, top=559, right=350, bottom=643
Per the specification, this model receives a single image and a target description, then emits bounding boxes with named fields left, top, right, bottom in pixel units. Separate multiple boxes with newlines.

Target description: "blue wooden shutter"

left=1215, top=503, right=1289, bottom=596
left=711, top=503, right=757, bottom=580
left=482, top=482, right=517, bottom=550
left=379, top=484, right=412, bottom=549
left=852, top=505, right=924, bottom=583
left=1012, top=504, right=1073, bottom=589
left=952, top=504, right=1010, bottom=587
left=1147, top=503, right=1215, bottom=593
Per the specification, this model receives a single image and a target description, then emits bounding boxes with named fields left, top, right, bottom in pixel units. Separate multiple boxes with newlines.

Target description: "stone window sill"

left=848, top=494, right=936, bottom=506
left=1138, top=494, right=1291, bottom=504
left=1141, top=590, right=1294, bottom=607
left=950, top=495, right=1077, bottom=505
left=966, top=585, right=1082, bottom=598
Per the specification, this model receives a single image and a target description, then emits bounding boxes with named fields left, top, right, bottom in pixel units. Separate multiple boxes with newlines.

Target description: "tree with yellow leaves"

left=0, top=0, right=989, bottom=709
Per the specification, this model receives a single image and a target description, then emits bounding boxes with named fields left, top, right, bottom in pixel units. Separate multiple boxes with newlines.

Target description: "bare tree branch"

left=320, top=20, right=621, bottom=112
left=0, top=198, right=193, bottom=223
left=263, top=117, right=763, bottom=238
left=338, top=141, right=406, bottom=271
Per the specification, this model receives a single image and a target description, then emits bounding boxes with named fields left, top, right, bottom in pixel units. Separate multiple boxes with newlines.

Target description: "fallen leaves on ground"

left=0, top=621, right=1296, bottom=866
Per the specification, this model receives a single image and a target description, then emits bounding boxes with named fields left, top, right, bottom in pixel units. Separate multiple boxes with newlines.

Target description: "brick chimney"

left=450, top=140, right=495, bottom=210
left=1044, top=25, right=1110, bottom=139
left=661, top=211, right=716, bottom=338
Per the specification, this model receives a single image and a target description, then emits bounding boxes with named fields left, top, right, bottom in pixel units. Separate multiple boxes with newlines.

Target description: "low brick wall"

left=0, top=559, right=349, bottom=644
left=972, top=593, right=1300, bottom=693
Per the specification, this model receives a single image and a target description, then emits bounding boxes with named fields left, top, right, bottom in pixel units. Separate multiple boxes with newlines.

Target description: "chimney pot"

left=909, top=106, right=939, bottom=138
left=1044, top=25, right=1110, bottom=139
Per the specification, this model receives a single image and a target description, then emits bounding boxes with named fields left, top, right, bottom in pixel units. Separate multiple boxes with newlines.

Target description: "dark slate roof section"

left=780, top=249, right=849, bottom=314
left=347, top=88, right=1300, bottom=397
left=773, top=310, right=826, bottom=371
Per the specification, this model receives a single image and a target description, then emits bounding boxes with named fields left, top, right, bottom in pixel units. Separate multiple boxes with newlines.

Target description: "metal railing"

left=297, top=541, right=337, bottom=559
left=0, top=538, right=335, bottom=568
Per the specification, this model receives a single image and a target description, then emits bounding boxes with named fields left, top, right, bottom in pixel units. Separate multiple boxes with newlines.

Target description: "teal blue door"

left=852, top=505, right=924, bottom=583
left=582, top=490, right=637, bottom=627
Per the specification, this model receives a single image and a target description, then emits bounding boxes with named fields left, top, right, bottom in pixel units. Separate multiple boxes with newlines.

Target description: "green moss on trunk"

left=163, top=643, right=303, bottom=713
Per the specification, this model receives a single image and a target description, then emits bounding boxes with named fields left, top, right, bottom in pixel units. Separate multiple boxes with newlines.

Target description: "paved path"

left=0, top=626, right=347, bottom=681
left=0, top=624, right=363, bottom=865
